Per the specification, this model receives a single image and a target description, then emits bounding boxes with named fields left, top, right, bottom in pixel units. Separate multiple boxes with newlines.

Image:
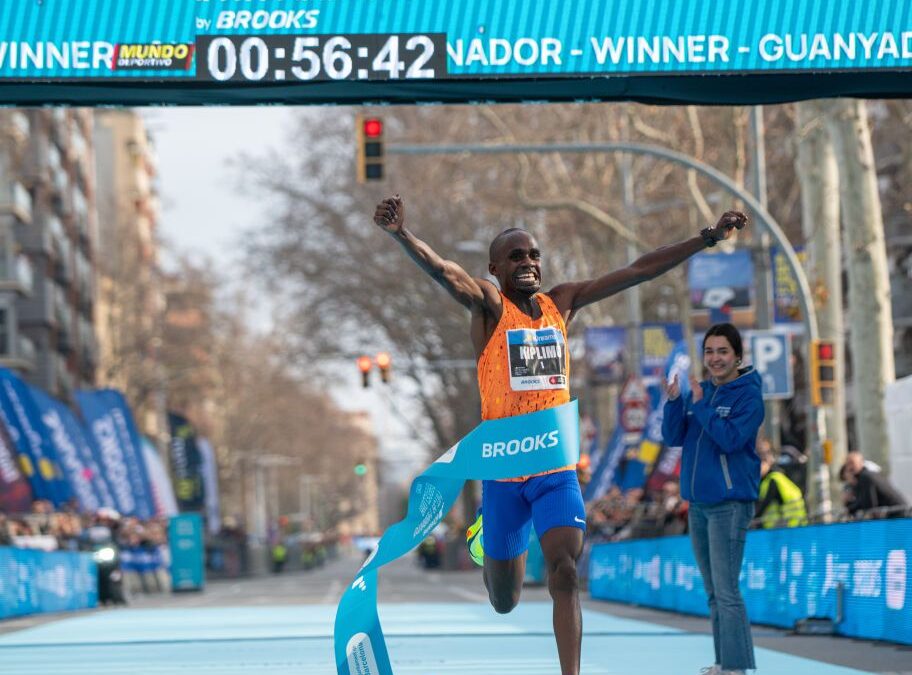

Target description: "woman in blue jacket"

left=662, top=323, right=764, bottom=675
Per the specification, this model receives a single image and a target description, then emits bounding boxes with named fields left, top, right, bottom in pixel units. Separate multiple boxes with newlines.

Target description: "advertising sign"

left=76, top=389, right=156, bottom=519
left=589, top=519, right=912, bottom=645
left=584, top=326, right=627, bottom=384
left=1, top=1, right=911, bottom=104
left=0, top=548, right=97, bottom=619
left=169, top=513, right=205, bottom=592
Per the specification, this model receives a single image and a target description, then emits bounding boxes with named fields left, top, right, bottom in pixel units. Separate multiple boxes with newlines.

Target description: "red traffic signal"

left=376, top=351, right=392, bottom=383
left=363, top=118, right=383, bottom=137
left=355, top=114, right=384, bottom=183
left=810, top=339, right=836, bottom=406
left=357, top=355, right=372, bottom=388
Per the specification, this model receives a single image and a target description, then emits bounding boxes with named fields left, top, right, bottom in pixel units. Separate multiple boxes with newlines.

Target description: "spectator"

left=755, top=453, right=807, bottom=529
left=662, top=322, right=763, bottom=675
left=840, top=452, right=908, bottom=519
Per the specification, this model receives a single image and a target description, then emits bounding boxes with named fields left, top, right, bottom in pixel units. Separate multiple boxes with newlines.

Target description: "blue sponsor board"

left=641, top=323, right=683, bottom=380
left=1, top=1, right=912, bottom=105
left=29, top=386, right=116, bottom=513
left=0, top=547, right=97, bottom=619
left=1, top=1, right=911, bottom=80
left=169, top=513, right=205, bottom=592
left=76, top=389, right=156, bottom=519
left=0, top=367, right=70, bottom=506
left=584, top=326, right=626, bottom=384
left=589, top=519, right=912, bottom=645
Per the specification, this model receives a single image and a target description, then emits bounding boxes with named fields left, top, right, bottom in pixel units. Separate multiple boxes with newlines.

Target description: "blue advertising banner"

left=0, top=367, right=70, bottom=506
left=0, top=547, right=97, bottom=619
left=688, top=249, right=756, bottom=328
left=2, top=1, right=912, bottom=80
left=169, top=513, right=205, bottom=592
left=0, top=1, right=911, bottom=104
left=640, top=323, right=683, bottom=380
left=0, top=417, right=32, bottom=513
left=29, top=386, right=116, bottom=513
left=28, top=386, right=105, bottom=513
left=589, top=519, right=912, bottom=645
left=76, top=389, right=155, bottom=520
left=584, top=326, right=627, bottom=384
left=771, top=246, right=807, bottom=325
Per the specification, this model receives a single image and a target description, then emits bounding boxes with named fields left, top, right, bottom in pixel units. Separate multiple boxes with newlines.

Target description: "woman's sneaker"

left=465, top=510, right=484, bottom=567
left=699, top=667, right=720, bottom=675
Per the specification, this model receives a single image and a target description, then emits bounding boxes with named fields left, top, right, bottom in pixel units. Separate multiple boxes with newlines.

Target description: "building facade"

left=0, top=109, right=97, bottom=399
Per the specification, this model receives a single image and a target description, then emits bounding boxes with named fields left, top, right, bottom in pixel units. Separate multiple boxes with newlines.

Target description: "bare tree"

left=823, top=99, right=895, bottom=473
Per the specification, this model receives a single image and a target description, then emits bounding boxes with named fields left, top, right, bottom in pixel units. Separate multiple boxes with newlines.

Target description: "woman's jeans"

left=689, top=500, right=756, bottom=671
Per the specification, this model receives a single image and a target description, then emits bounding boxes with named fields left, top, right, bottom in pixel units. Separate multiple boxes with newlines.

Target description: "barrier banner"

left=29, top=385, right=116, bottom=513
left=167, top=412, right=205, bottom=513
left=198, top=437, right=221, bottom=535
left=0, top=547, right=97, bottom=619
left=334, top=400, right=580, bottom=674
left=589, top=519, right=912, bottom=645
left=0, top=367, right=70, bottom=506
left=0, top=416, right=32, bottom=512
left=76, top=389, right=156, bottom=519
left=142, top=437, right=179, bottom=518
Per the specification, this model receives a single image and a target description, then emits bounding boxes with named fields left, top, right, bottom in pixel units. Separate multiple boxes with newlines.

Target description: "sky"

left=145, top=107, right=426, bottom=481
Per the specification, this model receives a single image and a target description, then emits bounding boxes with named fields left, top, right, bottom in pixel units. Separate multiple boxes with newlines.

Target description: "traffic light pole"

left=388, top=140, right=832, bottom=518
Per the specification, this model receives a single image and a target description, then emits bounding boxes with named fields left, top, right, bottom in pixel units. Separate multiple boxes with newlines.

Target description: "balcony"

left=0, top=334, right=37, bottom=373
left=0, top=253, right=34, bottom=295
left=0, top=180, right=33, bottom=224
left=1, top=111, right=30, bottom=147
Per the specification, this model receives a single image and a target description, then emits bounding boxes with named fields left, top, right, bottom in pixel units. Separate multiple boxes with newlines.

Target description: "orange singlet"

left=477, top=292, right=575, bottom=481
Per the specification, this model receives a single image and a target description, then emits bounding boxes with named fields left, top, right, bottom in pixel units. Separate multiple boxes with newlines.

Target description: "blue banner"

left=0, top=547, right=97, bottom=619
left=0, top=367, right=70, bottom=506
left=0, top=416, right=32, bottom=513
left=584, top=326, right=627, bottom=384
left=335, top=400, right=580, bottom=674
left=640, top=323, right=683, bottom=380
left=29, top=386, right=116, bottom=514
left=76, top=389, right=155, bottom=520
left=169, top=513, right=205, bottom=591
left=2, top=1, right=912, bottom=80
left=589, top=519, right=912, bottom=645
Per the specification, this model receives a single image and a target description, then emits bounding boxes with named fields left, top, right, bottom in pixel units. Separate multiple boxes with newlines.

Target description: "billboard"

left=0, top=1, right=911, bottom=105
left=590, top=519, right=912, bottom=645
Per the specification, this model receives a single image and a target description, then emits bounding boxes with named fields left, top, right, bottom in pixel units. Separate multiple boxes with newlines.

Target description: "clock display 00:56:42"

left=198, top=33, right=448, bottom=82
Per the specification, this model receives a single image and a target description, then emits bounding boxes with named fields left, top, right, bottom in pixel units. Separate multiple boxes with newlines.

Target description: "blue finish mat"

left=0, top=603, right=871, bottom=674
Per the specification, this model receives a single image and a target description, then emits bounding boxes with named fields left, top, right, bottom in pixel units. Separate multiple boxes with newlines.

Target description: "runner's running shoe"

left=465, top=510, right=484, bottom=567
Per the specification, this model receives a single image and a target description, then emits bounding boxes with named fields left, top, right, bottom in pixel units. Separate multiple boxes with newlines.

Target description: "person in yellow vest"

left=755, top=453, right=807, bottom=529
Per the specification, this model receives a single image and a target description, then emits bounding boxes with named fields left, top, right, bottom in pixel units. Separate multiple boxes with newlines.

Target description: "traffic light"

left=357, top=355, right=372, bottom=388
left=376, top=351, right=391, bottom=384
left=810, top=339, right=836, bottom=406
left=354, top=463, right=368, bottom=476
left=355, top=114, right=384, bottom=183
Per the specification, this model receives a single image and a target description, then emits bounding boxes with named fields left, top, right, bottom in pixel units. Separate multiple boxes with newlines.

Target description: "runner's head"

left=488, top=228, right=541, bottom=296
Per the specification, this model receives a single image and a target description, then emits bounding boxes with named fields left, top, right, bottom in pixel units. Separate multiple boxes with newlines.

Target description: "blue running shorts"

left=480, top=469, right=586, bottom=561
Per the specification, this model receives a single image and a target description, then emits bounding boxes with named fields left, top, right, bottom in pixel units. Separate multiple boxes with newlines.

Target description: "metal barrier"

left=589, top=518, right=912, bottom=645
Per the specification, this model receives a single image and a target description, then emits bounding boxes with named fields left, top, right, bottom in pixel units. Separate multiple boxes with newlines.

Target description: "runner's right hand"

left=374, top=195, right=404, bottom=234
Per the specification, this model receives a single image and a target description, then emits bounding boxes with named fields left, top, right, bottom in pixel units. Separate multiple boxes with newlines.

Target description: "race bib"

left=506, top=327, right=568, bottom=391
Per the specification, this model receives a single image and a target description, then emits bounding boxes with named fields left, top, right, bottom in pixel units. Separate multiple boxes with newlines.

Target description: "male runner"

left=372, top=195, right=747, bottom=675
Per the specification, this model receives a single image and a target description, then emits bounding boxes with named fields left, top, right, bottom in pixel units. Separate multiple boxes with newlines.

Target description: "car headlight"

left=93, top=547, right=117, bottom=563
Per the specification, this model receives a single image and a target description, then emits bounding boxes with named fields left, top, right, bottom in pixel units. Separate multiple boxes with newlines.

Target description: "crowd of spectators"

left=582, top=447, right=909, bottom=544
left=1, top=500, right=172, bottom=596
